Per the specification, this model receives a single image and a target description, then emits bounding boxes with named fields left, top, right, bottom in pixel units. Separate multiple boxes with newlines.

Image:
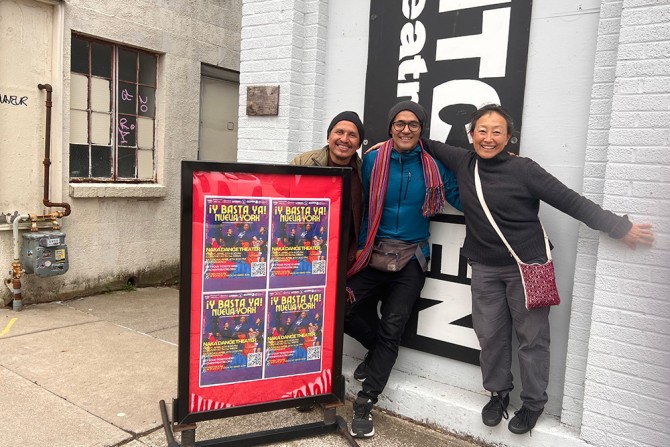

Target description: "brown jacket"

left=290, top=145, right=361, bottom=170
left=290, top=145, right=363, bottom=267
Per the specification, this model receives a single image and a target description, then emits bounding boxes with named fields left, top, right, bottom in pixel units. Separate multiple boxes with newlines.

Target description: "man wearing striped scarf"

left=346, top=101, right=462, bottom=438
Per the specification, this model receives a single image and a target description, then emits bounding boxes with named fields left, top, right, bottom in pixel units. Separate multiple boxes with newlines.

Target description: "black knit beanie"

left=327, top=111, right=365, bottom=144
left=387, top=100, right=428, bottom=136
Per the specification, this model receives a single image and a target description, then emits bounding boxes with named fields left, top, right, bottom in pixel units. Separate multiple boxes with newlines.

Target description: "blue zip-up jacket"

left=358, top=144, right=462, bottom=259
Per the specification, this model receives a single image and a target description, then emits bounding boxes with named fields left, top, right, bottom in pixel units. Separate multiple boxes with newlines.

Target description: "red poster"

left=176, top=163, right=349, bottom=424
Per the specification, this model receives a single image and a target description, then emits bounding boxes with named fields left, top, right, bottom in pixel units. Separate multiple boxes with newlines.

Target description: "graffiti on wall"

left=1, top=93, right=28, bottom=106
left=365, top=0, right=533, bottom=364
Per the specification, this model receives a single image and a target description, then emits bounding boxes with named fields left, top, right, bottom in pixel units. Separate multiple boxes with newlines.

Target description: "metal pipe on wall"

left=5, top=215, right=29, bottom=311
left=37, top=83, right=71, bottom=217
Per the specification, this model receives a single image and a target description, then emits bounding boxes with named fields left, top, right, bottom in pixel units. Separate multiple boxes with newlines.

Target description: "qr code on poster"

left=307, top=346, right=321, bottom=361
left=311, top=260, right=326, bottom=275
left=247, top=352, right=262, bottom=367
left=251, top=262, right=266, bottom=277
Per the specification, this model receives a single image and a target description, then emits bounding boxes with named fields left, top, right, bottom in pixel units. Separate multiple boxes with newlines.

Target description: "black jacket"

left=423, top=139, right=631, bottom=265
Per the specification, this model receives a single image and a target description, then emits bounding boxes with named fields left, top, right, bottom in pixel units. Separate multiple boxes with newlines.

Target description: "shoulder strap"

left=474, top=160, right=551, bottom=262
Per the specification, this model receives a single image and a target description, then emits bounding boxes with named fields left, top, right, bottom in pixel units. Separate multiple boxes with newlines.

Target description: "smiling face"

left=470, top=111, right=512, bottom=159
left=391, top=110, right=421, bottom=152
left=327, top=120, right=360, bottom=165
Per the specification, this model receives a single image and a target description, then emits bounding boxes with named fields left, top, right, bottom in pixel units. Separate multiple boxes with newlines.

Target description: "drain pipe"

left=5, top=215, right=29, bottom=311
left=38, top=83, right=71, bottom=217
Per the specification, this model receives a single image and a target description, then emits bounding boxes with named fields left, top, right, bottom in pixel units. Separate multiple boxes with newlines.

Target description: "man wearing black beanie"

left=344, top=100, right=461, bottom=438
left=291, top=111, right=364, bottom=268
left=290, top=113, right=364, bottom=411
left=293, top=111, right=365, bottom=166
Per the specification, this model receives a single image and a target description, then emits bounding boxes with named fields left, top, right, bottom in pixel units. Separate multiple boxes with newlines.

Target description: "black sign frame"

left=174, top=162, right=351, bottom=425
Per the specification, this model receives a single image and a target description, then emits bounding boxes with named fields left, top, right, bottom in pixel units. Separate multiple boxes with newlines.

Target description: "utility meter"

left=21, top=231, right=69, bottom=277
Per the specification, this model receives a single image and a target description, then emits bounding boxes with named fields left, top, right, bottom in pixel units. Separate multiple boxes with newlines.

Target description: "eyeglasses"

left=392, top=120, right=421, bottom=132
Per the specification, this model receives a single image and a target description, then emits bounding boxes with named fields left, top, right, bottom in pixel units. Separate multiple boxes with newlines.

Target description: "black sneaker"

left=295, top=403, right=315, bottom=412
left=353, top=351, right=372, bottom=382
left=350, top=396, right=375, bottom=438
left=481, top=393, right=509, bottom=426
left=508, top=406, right=543, bottom=435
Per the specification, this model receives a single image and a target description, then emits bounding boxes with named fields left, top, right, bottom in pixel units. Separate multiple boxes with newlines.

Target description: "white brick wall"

left=576, top=1, right=670, bottom=446
left=238, top=0, right=328, bottom=163
left=562, top=0, right=624, bottom=428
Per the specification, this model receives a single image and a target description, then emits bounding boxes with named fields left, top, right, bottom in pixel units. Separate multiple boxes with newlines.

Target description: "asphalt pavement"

left=0, top=286, right=486, bottom=447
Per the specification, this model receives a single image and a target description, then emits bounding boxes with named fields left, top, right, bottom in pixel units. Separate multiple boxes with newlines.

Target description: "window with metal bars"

left=69, top=34, right=157, bottom=182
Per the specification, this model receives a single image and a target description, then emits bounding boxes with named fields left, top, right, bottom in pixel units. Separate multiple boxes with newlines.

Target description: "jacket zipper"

left=396, top=153, right=403, bottom=231
left=404, top=171, right=411, bottom=200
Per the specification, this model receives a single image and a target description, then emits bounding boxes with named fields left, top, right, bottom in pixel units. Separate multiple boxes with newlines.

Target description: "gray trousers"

left=469, top=260, right=550, bottom=411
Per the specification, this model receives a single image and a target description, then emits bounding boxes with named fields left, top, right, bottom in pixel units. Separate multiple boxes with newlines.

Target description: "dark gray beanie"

left=387, top=100, right=428, bottom=136
left=327, top=111, right=365, bottom=144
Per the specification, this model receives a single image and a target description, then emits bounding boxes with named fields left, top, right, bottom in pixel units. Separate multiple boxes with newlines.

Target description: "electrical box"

left=21, top=231, right=69, bottom=277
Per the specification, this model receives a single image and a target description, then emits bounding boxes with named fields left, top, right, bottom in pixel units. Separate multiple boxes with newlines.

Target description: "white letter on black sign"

left=399, top=21, right=426, bottom=61
left=434, top=7, right=511, bottom=78
left=398, top=55, right=427, bottom=81
left=403, top=0, right=427, bottom=19
left=430, top=80, right=500, bottom=142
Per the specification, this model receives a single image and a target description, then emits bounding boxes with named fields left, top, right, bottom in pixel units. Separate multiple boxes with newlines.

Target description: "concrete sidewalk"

left=0, top=287, right=484, bottom=447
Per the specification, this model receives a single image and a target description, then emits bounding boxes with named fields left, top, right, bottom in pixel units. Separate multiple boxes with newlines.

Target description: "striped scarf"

left=346, top=139, right=445, bottom=279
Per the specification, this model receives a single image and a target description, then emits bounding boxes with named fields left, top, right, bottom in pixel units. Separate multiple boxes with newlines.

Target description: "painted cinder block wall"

left=237, top=0, right=328, bottom=164
left=575, top=1, right=670, bottom=446
left=561, top=0, right=629, bottom=429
